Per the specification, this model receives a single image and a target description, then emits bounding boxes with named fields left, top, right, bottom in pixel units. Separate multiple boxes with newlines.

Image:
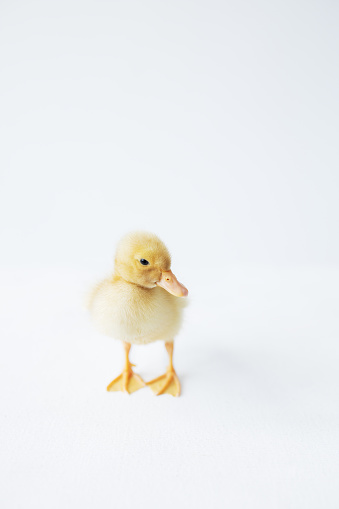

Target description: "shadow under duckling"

left=87, top=231, right=188, bottom=396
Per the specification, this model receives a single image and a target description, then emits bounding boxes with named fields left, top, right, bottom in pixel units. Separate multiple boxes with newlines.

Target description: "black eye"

left=140, top=259, right=149, bottom=266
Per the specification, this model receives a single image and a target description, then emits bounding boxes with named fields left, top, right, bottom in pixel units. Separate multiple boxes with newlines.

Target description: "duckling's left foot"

left=147, top=369, right=181, bottom=397
left=147, top=341, right=181, bottom=397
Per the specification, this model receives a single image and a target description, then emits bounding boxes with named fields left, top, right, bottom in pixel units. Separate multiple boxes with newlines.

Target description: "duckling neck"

left=112, top=271, right=152, bottom=292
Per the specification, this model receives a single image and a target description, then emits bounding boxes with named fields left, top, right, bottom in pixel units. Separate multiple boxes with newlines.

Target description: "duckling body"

left=89, top=276, right=185, bottom=345
left=87, top=231, right=188, bottom=396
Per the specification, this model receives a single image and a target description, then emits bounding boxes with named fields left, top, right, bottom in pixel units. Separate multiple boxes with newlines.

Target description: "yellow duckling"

left=87, top=231, right=188, bottom=396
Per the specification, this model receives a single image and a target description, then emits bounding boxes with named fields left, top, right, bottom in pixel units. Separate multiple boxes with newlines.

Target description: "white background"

left=1, top=1, right=338, bottom=508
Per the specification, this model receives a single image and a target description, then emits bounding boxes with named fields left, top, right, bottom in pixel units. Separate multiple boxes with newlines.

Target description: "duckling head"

left=114, top=231, right=188, bottom=297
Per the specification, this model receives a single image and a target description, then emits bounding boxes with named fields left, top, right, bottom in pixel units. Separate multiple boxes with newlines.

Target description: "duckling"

left=87, top=231, right=188, bottom=396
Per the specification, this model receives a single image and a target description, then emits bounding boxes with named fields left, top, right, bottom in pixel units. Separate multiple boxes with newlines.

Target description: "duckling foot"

left=147, top=369, right=181, bottom=397
left=107, top=365, right=145, bottom=394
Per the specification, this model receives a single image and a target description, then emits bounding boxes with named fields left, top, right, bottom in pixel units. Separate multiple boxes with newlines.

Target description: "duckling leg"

left=147, top=342, right=181, bottom=397
left=107, top=342, right=145, bottom=394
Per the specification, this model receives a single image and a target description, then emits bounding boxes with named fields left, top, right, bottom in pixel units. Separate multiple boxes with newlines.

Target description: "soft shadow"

left=181, top=341, right=303, bottom=404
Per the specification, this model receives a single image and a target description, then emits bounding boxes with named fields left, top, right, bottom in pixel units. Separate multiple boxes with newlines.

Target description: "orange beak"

left=156, top=270, right=188, bottom=297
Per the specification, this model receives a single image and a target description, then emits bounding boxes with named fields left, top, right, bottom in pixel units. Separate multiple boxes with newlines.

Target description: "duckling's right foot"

left=107, top=366, right=145, bottom=394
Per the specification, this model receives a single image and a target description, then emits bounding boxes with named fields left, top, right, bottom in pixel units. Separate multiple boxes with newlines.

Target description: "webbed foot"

left=147, top=369, right=181, bottom=397
left=107, top=365, right=145, bottom=394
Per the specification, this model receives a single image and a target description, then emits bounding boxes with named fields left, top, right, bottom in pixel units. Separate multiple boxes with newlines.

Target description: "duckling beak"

left=156, top=270, right=188, bottom=297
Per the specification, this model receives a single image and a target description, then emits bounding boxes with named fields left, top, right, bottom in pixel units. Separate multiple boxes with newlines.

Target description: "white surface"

left=0, top=0, right=338, bottom=270
left=1, top=267, right=339, bottom=509
left=1, top=1, right=339, bottom=507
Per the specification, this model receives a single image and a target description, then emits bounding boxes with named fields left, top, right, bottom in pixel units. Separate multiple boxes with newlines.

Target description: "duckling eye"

left=140, top=259, right=149, bottom=266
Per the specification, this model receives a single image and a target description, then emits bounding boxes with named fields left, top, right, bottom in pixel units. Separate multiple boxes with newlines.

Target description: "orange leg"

left=147, top=342, right=181, bottom=397
left=107, top=341, right=145, bottom=394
